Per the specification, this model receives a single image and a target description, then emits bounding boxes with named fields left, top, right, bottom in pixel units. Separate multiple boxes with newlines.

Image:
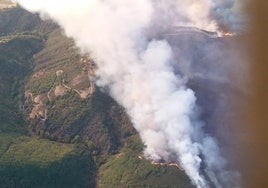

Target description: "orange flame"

left=218, top=31, right=236, bottom=37
left=138, top=155, right=183, bottom=171
left=151, top=161, right=184, bottom=171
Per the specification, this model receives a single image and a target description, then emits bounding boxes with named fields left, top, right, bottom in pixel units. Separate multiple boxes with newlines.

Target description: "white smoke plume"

left=13, top=0, right=244, bottom=187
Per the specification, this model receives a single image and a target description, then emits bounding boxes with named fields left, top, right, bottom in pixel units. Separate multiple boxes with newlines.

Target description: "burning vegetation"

left=138, top=155, right=184, bottom=171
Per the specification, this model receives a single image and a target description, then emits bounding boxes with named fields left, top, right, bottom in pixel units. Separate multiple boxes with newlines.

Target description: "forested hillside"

left=0, top=5, right=193, bottom=188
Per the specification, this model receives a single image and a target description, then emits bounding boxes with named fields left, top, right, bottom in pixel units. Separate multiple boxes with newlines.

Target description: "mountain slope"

left=0, top=33, right=43, bottom=133
left=0, top=6, right=193, bottom=188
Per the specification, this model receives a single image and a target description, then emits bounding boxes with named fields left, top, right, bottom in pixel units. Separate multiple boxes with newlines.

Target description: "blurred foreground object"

left=247, top=1, right=268, bottom=187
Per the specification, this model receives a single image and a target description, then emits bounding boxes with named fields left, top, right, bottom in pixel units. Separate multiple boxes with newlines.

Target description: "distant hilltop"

left=0, top=0, right=17, bottom=9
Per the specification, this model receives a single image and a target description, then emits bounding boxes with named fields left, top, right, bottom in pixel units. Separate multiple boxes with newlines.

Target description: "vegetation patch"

left=98, top=135, right=193, bottom=188
left=0, top=36, right=43, bottom=133
left=0, top=134, right=96, bottom=188
left=0, top=136, right=74, bottom=165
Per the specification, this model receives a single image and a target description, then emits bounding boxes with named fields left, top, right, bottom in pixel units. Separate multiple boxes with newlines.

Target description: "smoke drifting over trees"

left=13, top=0, right=245, bottom=187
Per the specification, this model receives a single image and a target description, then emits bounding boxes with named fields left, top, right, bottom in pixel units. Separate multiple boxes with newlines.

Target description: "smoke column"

left=13, top=0, right=244, bottom=187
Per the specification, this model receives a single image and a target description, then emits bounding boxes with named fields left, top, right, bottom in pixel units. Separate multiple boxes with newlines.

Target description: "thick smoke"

left=13, top=0, right=243, bottom=187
